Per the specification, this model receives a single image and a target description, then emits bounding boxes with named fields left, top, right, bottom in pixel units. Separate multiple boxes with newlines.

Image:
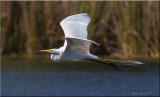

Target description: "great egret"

left=39, top=13, right=143, bottom=69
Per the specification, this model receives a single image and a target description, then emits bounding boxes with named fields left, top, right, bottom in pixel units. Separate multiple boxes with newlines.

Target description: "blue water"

left=1, top=57, right=159, bottom=96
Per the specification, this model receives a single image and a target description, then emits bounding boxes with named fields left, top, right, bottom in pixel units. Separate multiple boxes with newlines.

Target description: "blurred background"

left=1, top=1, right=159, bottom=96
left=1, top=1, right=159, bottom=58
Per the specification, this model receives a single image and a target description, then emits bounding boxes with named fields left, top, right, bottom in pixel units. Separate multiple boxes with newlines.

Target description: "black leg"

left=85, top=59, right=119, bottom=69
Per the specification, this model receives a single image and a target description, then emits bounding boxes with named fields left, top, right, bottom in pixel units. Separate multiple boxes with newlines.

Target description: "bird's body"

left=41, top=13, right=99, bottom=62
left=51, top=37, right=99, bottom=62
left=39, top=13, right=143, bottom=68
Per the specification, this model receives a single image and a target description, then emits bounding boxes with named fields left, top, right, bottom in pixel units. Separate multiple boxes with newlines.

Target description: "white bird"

left=39, top=13, right=143, bottom=69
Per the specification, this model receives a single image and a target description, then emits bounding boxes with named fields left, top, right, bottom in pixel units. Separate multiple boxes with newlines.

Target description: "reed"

left=1, top=1, right=159, bottom=58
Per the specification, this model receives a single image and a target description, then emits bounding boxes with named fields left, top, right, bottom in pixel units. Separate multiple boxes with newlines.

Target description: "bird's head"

left=38, top=49, right=61, bottom=62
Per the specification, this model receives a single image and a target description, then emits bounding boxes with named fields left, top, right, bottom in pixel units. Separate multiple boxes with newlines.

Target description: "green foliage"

left=1, top=1, right=159, bottom=58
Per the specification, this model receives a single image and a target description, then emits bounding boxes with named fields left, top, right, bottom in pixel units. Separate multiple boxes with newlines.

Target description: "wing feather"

left=60, top=13, right=99, bottom=54
left=60, top=13, right=90, bottom=39
left=65, top=37, right=97, bottom=54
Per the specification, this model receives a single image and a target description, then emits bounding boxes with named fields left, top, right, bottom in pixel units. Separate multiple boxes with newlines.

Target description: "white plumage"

left=59, top=13, right=99, bottom=59
left=60, top=13, right=90, bottom=39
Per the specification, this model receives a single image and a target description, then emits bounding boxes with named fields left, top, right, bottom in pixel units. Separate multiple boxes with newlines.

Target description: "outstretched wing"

left=60, top=13, right=90, bottom=39
left=64, top=37, right=99, bottom=54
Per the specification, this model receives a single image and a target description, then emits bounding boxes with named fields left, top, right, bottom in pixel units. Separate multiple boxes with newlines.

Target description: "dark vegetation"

left=1, top=1, right=159, bottom=58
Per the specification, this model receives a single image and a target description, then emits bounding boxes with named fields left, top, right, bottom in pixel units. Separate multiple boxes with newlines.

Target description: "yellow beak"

left=38, top=50, right=52, bottom=52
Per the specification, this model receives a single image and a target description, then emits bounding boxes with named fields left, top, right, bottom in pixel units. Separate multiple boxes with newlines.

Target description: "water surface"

left=1, top=56, right=159, bottom=96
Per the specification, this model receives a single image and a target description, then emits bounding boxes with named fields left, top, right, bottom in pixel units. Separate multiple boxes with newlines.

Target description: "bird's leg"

left=85, top=59, right=119, bottom=69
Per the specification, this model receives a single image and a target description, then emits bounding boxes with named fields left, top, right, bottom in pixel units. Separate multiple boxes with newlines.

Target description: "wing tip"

left=60, top=13, right=91, bottom=23
left=91, top=41, right=100, bottom=46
